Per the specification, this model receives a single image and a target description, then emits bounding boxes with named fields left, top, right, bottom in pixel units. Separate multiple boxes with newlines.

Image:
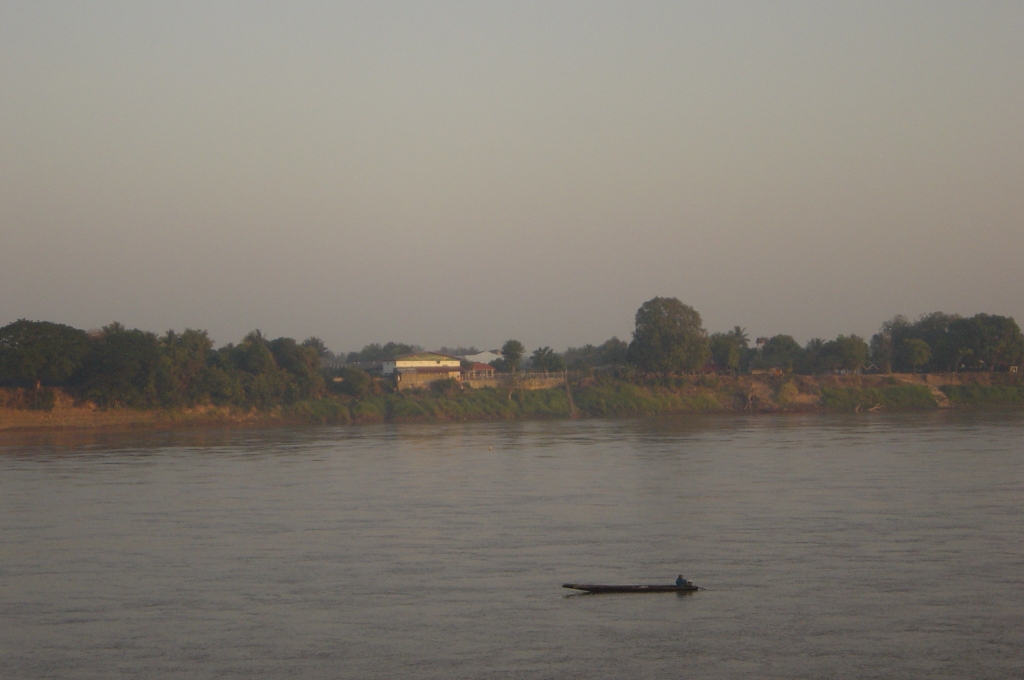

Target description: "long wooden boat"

left=562, top=582, right=699, bottom=594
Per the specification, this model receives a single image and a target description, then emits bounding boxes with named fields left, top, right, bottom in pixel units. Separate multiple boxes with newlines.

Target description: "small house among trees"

left=384, top=352, right=464, bottom=390
left=382, top=352, right=462, bottom=375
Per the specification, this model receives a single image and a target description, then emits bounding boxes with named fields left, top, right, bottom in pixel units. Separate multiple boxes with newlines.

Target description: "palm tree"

left=729, top=326, right=749, bottom=349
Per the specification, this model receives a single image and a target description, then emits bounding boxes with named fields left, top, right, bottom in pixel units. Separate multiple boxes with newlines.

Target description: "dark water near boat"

left=2, top=411, right=1023, bottom=679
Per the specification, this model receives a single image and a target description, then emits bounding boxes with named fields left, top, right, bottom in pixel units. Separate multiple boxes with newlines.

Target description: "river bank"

left=2, top=372, right=1021, bottom=432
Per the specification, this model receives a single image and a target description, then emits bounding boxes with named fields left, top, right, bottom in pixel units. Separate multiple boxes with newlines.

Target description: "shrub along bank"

left=939, top=384, right=1024, bottom=405
left=818, top=385, right=936, bottom=411
left=292, top=386, right=573, bottom=424
left=5, top=372, right=1023, bottom=430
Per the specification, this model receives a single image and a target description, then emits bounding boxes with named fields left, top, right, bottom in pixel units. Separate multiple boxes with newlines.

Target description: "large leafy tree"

left=80, top=323, right=162, bottom=407
left=332, top=367, right=375, bottom=398
left=157, top=329, right=214, bottom=406
left=301, top=337, right=330, bottom=359
left=824, top=335, right=870, bottom=372
left=801, top=338, right=827, bottom=374
left=238, top=330, right=278, bottom=375
left=870, top=315, right=911, bottom=372
left=873, top=313, right=953, bottom=372
left=270, top=336, right=325, bottom=400
left=913, top=312, right=961, bottom=371
left=0, top=319, right=91, bottom=389
left=210, top=331, right=285, bottom=407
left=709, top=333, right=742, bottom=373
left=627, top=297, right=709, bottom=374
left=902, top=339, right=931, bottom=374
left=530, top=346, right=565, bottom=372
left=948, top=314, right=1024, bottom=371
left=753, top=335, right=803, bottom=372
left=499, top=339, right=525, bottom=372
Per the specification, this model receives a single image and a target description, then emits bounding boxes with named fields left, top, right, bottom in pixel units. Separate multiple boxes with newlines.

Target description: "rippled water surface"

left=2, top=411, right=1023, bottom=679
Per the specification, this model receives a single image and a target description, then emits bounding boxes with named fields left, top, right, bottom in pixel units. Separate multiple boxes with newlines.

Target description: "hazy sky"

left=2, top=2, right=1022, bottom=353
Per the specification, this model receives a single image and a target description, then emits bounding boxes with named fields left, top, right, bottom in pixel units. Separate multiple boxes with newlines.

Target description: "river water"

left=2, top=411, right=1023, bottom=679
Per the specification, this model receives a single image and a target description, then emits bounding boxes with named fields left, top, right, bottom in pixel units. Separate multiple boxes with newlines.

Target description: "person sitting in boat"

left=676, top=574, right=688, bottom=587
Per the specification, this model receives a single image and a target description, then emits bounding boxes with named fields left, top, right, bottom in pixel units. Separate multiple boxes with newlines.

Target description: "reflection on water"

left=2, top=411, right=1023, bottom=679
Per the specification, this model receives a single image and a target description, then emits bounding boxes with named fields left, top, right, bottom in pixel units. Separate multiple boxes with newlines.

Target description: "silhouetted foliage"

left=270, top=337, right=325, bottom=400
left=564, top=337, right=628, bottom=369
left=345, top=342, right=422, bottom=363
left=332, top=367, right=375, bottom=398
left=430, top=377, right=461, bottom=397
left=903, top=338, right=931, bottom=374
left=301, top=336, right=330, bottom=358
left=80, top=324, right=163, bottom=408
left=627, top=297, right=709, bottom=374
left=871, top=312, right=1023, bottom=373
left=824, top=335, right=870, bottom=372
left=156, top=329, right=214, bottom=407
left=3, top=304, right=1021, bottom=416
left=752, top=335, right=802, bottom=372
left=489, top=340, right=525, bottom=373
left=709, top=333, right=743, bottom=373
left=530, top=346, right=565, bottom=372
left=0, top=319, right=91, bottom=390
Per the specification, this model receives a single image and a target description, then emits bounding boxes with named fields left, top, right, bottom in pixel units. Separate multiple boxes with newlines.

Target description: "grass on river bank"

left=2, top=373, right=1022, bottom=431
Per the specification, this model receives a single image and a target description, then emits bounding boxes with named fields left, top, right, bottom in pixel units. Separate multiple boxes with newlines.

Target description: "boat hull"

left=562, top=583, right=698, bottom=593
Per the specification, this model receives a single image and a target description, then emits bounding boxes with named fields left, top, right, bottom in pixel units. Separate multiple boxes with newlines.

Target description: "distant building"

left=464, top=362, right=495, bottom=378
left=395, top=366, right=463, bottom=389
left=382, top=352, right=462, bottom=375
left=381, top=352, right=461, bottom=390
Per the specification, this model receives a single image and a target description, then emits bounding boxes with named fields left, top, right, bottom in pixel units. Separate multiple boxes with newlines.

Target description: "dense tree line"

left=621, top=300, right=1022, bottom=376
left=870, top=312, right=1024, bottom=373
left=555, top=298, right=1022, bottom=377
left=2, top=300, right=1021, bottom=412
left=529, top=346, right=565, bottom=372
left=705, top=330, right=872, bottom=375
left=0, top=321, right=325, bottom=408
left=345, top=342, right=422, bottom=364
left=563, top=338, right=628, bottom=369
